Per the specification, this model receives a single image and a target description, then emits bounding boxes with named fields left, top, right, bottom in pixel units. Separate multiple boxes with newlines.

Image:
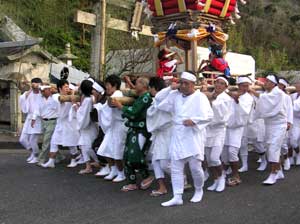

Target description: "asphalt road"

left=1, top=150, right=300, bottom=224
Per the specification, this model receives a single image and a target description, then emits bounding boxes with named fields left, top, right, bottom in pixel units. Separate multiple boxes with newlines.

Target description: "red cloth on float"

left=211, top=58, right=229, bottom=72
left=149, top=0, right=236, bottom=17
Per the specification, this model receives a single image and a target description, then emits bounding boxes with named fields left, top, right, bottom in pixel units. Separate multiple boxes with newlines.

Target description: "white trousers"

left=19, top=133, right=39, bottom=154
left=239, top=137, right=248, bottom=157
left=290, top=125, right=300, bottom=148
left=252, top=140, right=266, bottom=154
left=81, top=145, right=99, bottom=163
left=171, top=157, right=204, bottom=195
left=222, top=146, right=239, bottom=164
left=152, top=159, right=170, bottom=179
left=265, top=124, right=286, bottom=163
left=50, top=144, right=78, bottom=155
left=205, top=146, right=223, bottom=167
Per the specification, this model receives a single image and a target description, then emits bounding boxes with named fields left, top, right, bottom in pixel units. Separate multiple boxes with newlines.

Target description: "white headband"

left=92, top=82, right=105, bottom=94
left=279, top=79, right=289, bottom=87
left=237, top=77, right=252, bottom=85
left=69, top=83, right=78, bottom=91
left=87, top=78, right=95, bottom=83
left=39, top=85, right=51, bottom=91
left=216, top=76, right=229, bottom=86
left=181, top=72, right=197, bottom=83
left=266, top=75, right=278, bottom=84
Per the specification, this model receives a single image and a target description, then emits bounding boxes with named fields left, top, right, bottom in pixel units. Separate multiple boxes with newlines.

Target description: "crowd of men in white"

left=19, top=71, right=300, bottom=207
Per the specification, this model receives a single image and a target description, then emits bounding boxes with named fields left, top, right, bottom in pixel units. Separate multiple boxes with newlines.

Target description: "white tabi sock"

left=161, top=194, right=183, bottom=207
left=190, top=189, right=204, bottom=203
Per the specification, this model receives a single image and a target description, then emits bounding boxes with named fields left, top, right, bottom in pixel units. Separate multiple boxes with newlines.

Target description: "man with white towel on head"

left=157, top=71, right=213, bottom=207
left=205, top=76, right=234, bottom=193
left=254, top=74, right=288, bottom=185
left=19, top=78, right=43, bottom=164
left=222, top=76, right=253, bottom=187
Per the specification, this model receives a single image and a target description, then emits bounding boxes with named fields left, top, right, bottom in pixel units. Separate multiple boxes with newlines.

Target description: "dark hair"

left=210, top=44, right=223, bottom=58
left=158, top=49, right=167, bottom=60
left=105, top=75, right=121, bottom=90
left=31, top=78, right=42, bottom=83
left=94, top=79, right=107, bottom=104
left=80, top=80, right=93, bottom=97
left=149, top=77, right=166, bottom=92
left=60, top=67, right=69, bottom=80
left=56, top=79, right=69, bottom=93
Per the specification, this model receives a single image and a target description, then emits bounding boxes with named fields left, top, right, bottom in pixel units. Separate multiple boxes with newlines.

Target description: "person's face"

left=238, top=83, right=250, bottom=93
left=135, top=78, right=146, bottom=94
left=59, top=83, right=70, bottom=95
left=278, top=83, right=285, bottom=91
left=41, top=88, right=51, bottom=98
left=264, top=79, right=276, bottom=92
left=92, top=89, right=103, bottom=102
left=179, top=79, right=194, bottom=96
left=105, top=82, right=116, bottom=96
left=31, top=82, right=40, bottom=92
left=149, top=87, right=157, bottom=97
left=295, top=83, right=300, bottom=93
left=214, top=79, right=227, bottom=94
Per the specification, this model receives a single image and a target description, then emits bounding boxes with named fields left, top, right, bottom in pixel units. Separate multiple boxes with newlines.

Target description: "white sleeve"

left=19, top=92, right=29, bottom=113
left=76, top=98, right=92, bottom=130
left=157, top=88, right=177, bottom=113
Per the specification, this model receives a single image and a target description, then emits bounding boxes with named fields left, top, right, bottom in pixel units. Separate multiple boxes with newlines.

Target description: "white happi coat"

left=247, top=95, right=265, bottom=142
left=291, top=93, right=300, bottom=127
left=225, top=92, right=253, bottom=148
left=19, top=91, right=43, bottom=134
left=157, top=88, right=213, bottom=161
left=97, top=90, right=128, bottom=160
left=50, top=94, right=80, bottom=147
left=76, top=97, right=98, bottom=146
left=205, top=91, right=234, bottom=148
left=147, top=87, right=173, bottom=161
left=255, top=86, right=287, bottom=144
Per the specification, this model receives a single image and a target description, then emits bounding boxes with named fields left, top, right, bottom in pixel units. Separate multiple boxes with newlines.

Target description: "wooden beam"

left=74, top=10, right=96, bottom=26
left=107, top=17, right=153, bottom=36
left=109, top=0, right=135, bottom=9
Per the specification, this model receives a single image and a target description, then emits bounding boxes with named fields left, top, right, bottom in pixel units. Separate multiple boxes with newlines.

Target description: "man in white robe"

left=289, top=80, right=300, bottom=166
left=147, top=77, right=172, bottom=196
left=222, top=77, right=253, bottom=186
left=255, top=74, right=288, bottom=185
left=205, top=76, right=233, bottom=192
left=157, top=72, right=213, bottom=207
left=41, top=80, right=80, bottom=168
left=96, top=75, right=128, bottom=182
left=19, top=78, right=43, bottom=164
left=277, top=78, right=293, bottom=170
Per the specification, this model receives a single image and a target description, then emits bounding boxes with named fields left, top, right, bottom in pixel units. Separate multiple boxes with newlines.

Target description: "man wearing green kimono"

left=111, top=77, right=154, bottom=192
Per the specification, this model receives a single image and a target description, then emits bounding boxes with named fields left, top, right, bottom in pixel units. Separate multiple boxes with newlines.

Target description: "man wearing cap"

left=277, top=77, right=293, bottom=171
left=205, top=76, right=234, bottom=193
left=157, top=71, right=213, bottom=206
left=31, top=84, right=59, bottom=165
left=254, top=74, right=288, bottom=185
left=42, top=79, right=80, bottom=168
left=222, top=76, right=253, bottom=187
left=19, top=78, right=43, bottom=164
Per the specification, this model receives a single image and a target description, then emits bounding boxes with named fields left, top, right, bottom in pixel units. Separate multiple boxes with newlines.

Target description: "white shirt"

left=32, top=95, right=59, bottom=120
left=158, top=88, right=213, bottom=160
